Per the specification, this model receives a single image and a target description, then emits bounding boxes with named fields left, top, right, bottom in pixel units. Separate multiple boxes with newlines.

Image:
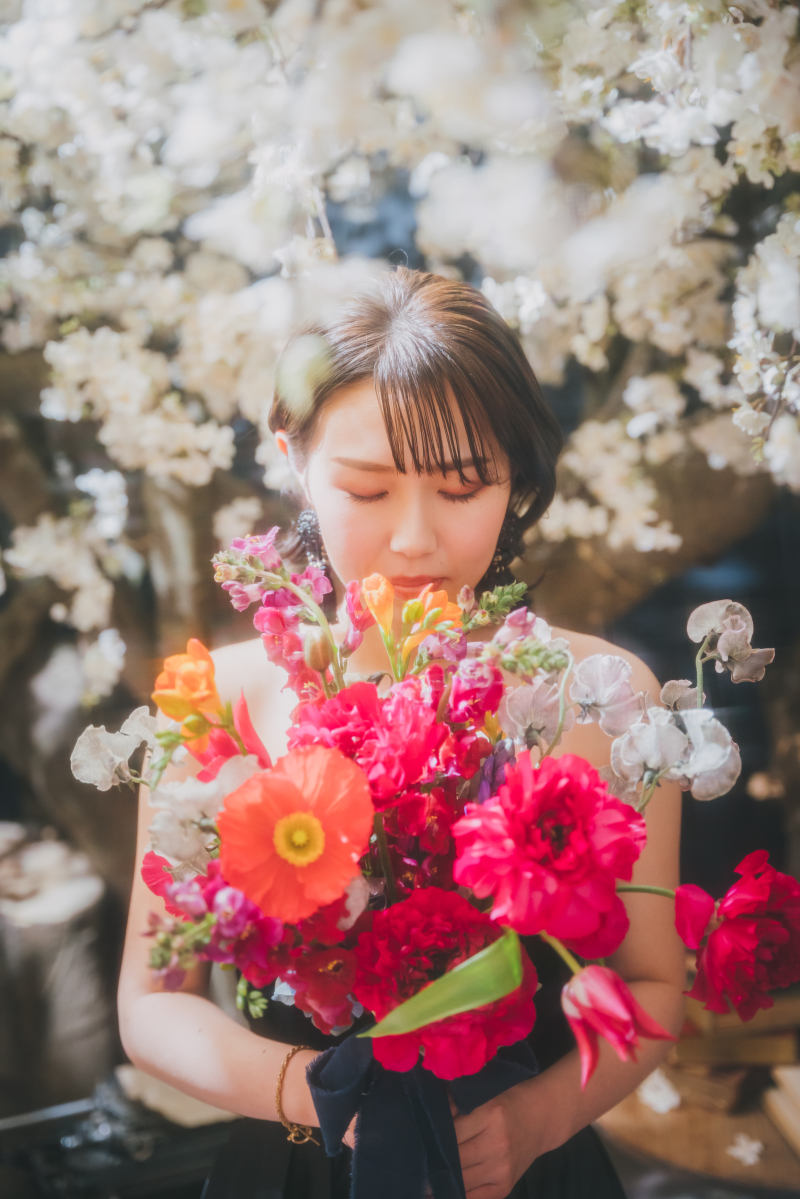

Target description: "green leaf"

left=358, top=928, right=522, bottom=1039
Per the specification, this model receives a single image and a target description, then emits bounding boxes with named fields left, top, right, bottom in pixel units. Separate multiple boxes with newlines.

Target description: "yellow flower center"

left=273, top=811, right=326, bottom=867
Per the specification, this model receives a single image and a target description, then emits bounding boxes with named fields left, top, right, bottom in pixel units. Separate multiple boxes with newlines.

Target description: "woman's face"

left=294, top=378, right=512, bottom=604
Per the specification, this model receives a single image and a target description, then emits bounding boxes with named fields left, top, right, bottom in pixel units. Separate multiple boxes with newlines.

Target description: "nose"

left=388, top=494, right=438, bottom=560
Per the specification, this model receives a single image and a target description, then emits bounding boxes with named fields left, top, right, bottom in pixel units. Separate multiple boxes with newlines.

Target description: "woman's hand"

left=453, top=1082, right=547, bottom=1199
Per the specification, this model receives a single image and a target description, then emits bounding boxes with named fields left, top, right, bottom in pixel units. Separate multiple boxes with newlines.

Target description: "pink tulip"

left=561, top=965, right=675, bottom=1088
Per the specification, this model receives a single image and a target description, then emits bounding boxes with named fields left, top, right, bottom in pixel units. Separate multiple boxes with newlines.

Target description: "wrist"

left=513, top=1073, right=572, bottom=1157
left=279, top=1048, right=320, bottom=1128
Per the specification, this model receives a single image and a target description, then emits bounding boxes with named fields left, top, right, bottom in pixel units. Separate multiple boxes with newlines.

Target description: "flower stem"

left=373, top=813, right=397, bottom=905
left=695, top=636, right=710, bottom=708
left=616, top=883, right=676, bottom=900
left=277, top=577, right=346, bottom=691
left=539, top=931, right=582, bottom=975
left=540, top=652, right=574, bottom=761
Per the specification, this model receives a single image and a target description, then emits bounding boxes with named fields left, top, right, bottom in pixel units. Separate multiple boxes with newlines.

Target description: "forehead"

left=308, top=377, right=495, bottom=474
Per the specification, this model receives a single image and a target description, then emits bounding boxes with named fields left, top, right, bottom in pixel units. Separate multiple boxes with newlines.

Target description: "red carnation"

left=453, top=753, right=646, bottom=956
left=282, top=946, right=358, bottom=1035
left=353, top=888, right=537, bottom=1079
left=688, top=850, right=800, bottom=1021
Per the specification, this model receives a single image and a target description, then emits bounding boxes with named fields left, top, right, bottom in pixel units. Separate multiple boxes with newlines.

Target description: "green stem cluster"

left=372, top=812, right=398, bottom=904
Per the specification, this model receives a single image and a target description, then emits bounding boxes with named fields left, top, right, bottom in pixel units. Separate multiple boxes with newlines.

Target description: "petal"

left=675, top=884, right=715, bottom=949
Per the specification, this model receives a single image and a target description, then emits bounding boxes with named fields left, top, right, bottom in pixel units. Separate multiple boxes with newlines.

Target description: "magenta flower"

left=562, top=966, right=674, bottom=1088
left=291, top=565, right=332, bottom=606
left=675, top=883, right=716, bottom=949
left=448, top=660, right=503, bottom=723
left=168, top=877, right=209, bottom=919
left=420, top=632, right=467, bottom=662
left=345, top=581, right=377, bottom=632
left=221, top=581, right=265, bottom=611
left=213, top=886, right=259, bottom=939
left=231, top=529, right=282, bottom=572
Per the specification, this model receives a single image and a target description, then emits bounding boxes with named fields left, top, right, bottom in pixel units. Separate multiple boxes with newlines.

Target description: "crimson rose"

left=688, top=850, right=800, bottom=1021
left=453, top=752, right=646, bottom=956
left=353, top=888, right=537, bottom=1079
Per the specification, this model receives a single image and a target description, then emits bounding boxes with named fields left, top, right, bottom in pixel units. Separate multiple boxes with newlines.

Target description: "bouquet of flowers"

left=72, top=530, right=800, bottom=1133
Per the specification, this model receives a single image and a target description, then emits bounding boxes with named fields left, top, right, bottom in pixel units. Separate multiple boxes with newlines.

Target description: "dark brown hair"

left=270, top=267, right=562, bottom=554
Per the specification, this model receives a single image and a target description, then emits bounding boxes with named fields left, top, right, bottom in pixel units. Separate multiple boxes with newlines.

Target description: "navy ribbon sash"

left=307, top=1037, right=538, bottom=1199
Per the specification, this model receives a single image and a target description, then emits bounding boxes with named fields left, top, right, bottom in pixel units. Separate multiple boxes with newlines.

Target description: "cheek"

left=310, top=485, right=385, bottom=582
left=442, top=494, right=508, bottom=582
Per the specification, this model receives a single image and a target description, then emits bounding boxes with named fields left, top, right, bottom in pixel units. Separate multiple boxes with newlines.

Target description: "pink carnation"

left=288, top=681, right=445, bottom=809
left=453, top=753, right=646, bottom=956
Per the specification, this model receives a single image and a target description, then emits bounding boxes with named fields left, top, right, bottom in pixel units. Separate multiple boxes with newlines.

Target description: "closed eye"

left=440, top=488, right=483, bottom=504
left=348, top=491, right=388, bottom=504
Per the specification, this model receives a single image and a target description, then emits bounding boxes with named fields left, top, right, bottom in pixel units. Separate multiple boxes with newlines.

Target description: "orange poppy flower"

left=362, top=573, right=395, bottom=632
left=402, top=584, right=463, bottom=660
left=217, top=745, right=374, bottom=925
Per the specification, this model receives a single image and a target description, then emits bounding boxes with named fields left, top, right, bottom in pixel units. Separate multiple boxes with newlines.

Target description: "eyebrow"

left=331, top=455, right=481, bottom=473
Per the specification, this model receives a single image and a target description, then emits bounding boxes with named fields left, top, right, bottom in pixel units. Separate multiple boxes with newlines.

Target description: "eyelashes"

left=442, top=490, right=482, bottom=504
left=348, top=492, right=388, bottom=505
left=347, top=489, right=483, bottom=506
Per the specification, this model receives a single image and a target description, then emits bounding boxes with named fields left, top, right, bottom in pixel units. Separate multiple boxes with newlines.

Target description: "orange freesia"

left=402, top=583, right=463, bottom=660
left=362, top=573, right=395, bottom=632
left=152, top=638, right=221, bottom=722
left=217, top=745, right=374, bottom=924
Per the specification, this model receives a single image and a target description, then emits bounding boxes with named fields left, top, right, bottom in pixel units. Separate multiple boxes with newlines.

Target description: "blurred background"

left=1, top=0, right=800, bottom=1195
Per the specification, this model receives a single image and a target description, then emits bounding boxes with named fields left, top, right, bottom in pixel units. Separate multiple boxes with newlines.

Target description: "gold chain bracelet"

left=275, top=1044, right=320, bottom=1145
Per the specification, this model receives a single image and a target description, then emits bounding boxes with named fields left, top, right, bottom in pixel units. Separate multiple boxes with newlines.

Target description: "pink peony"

left=453, top=753, right=646, bottom=955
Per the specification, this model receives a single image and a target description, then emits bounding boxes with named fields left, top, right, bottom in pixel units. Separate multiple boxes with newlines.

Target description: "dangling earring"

left=295, top=509, right=337, bottom=618
left=477, top=509, right=525, bottom=596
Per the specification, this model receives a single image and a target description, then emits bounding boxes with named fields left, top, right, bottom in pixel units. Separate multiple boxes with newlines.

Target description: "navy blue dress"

left=203, top=938, right=625, bottom=1199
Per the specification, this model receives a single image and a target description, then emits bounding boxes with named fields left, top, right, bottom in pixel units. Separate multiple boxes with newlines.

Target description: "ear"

left=275, top=430, right=310, bottom=503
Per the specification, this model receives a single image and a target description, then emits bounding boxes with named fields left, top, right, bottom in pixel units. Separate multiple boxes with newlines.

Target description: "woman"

left=118, top=268, right=685, bottom=1199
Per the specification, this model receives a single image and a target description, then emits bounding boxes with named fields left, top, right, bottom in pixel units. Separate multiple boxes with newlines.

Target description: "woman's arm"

left=454, top=652, right=686, bottom=1199
left=117, top=756, right=319, bottom=1127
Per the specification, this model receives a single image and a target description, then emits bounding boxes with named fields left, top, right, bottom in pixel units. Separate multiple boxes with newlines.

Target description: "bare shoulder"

left=211, top=637, right=295, bottom=759
left=552, top=627, right=663, bottom=699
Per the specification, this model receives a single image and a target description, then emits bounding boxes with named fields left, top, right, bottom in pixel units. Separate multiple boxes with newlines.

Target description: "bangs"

left=374, top=354, right=501, bottom=487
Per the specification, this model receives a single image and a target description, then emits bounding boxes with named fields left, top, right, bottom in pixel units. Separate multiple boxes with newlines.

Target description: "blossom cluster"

left=1, top=0, right=799, bottom=640
left=69, top=529, right=793, bottom=1089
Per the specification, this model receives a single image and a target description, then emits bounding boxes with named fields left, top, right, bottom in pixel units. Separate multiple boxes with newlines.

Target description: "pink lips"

left=389, top=576, right=445, bottom=598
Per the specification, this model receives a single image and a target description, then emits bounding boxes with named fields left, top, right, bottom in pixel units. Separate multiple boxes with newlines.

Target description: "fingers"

left=465, top=1186, right=506, bottom=1199
left=462, top=1162, right=514, bottom=1199
left=342, top=1114, right=357, bottom=1150
left=453, top=1108, right=490, bottom=1145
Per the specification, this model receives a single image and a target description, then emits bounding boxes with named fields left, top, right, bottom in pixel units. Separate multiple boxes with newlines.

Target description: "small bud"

left=182, top=714, right=209, bottom=737
left=214, top=563, right=237, bottom=582
left=402, top=599, right=424, bottom=625
left=457, top=585, right=475, bottom=614
left=304, top=628, right=333, bottom=673
left=474, top=609, right=490, bottom=626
